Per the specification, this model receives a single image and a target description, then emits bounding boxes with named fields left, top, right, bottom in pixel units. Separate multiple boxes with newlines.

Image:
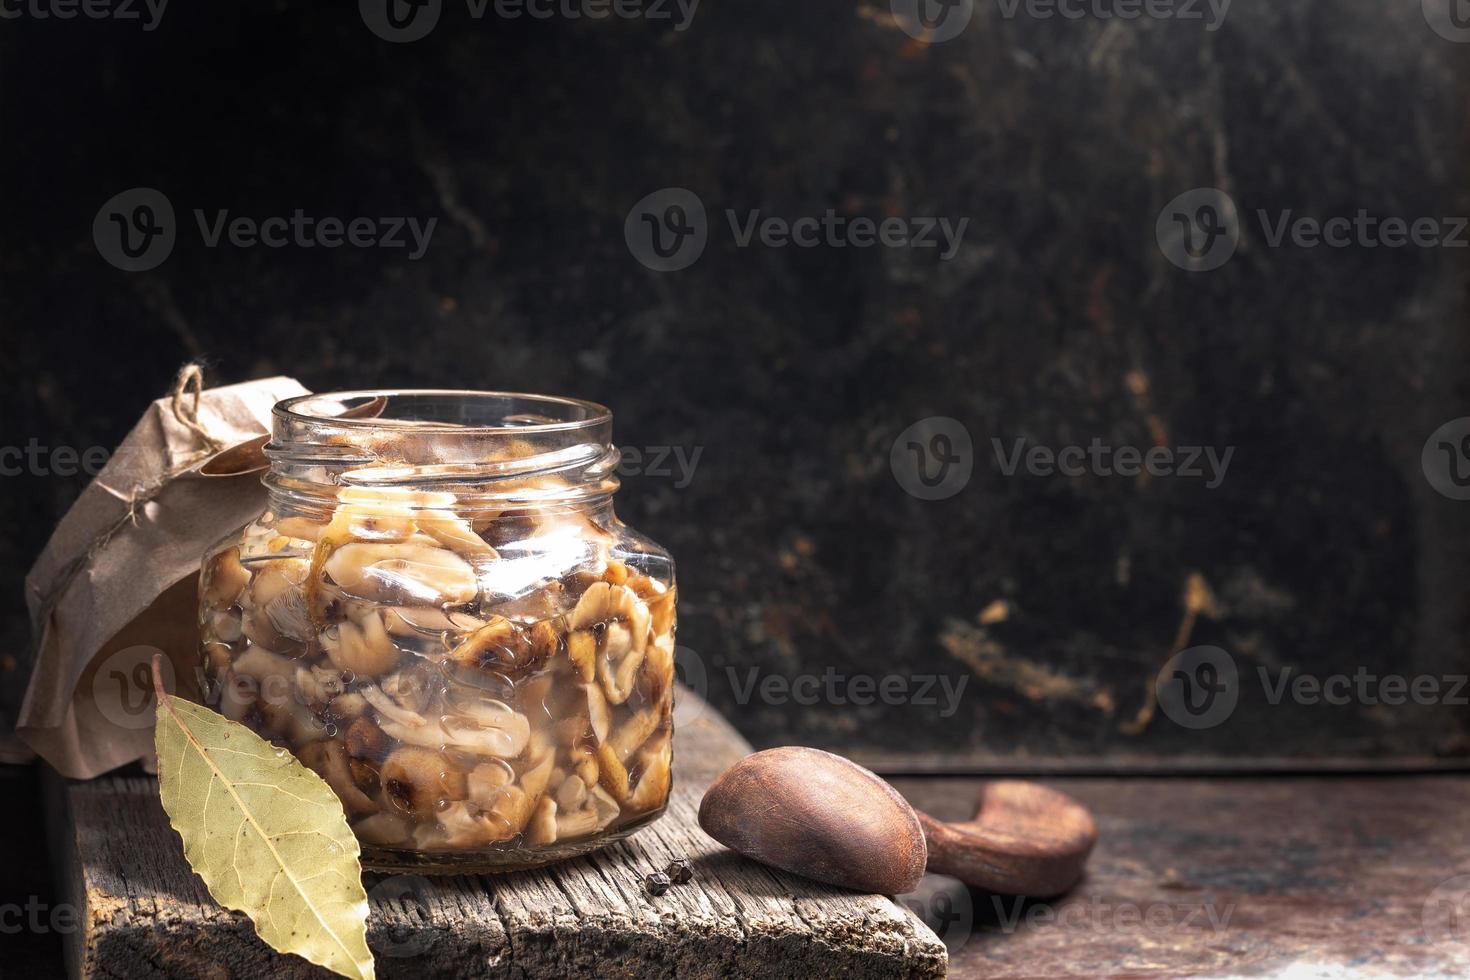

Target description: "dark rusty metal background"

left=3, top=1, right=1469, bottom=770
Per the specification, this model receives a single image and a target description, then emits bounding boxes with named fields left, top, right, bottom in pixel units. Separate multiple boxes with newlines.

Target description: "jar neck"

left=263, top=390, right=621, bottom=518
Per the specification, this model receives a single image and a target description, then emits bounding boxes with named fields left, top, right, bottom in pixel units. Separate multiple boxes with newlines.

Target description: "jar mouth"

left=265, top=389, right=620, bottom=507
left=275, top=390, right=612, bottom=435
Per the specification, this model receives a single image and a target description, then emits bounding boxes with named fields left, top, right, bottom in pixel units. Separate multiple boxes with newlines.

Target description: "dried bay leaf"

left=152, top=657, right=376, bottom=980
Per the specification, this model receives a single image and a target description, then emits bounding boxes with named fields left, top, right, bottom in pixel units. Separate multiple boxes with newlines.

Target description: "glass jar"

left=196, top=391, right=676, bottom=873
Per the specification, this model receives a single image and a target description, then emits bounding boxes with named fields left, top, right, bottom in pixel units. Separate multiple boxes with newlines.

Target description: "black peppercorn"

left=644, top=871, right=672, bottom=896
left=665, top=859, right=694, bottom=884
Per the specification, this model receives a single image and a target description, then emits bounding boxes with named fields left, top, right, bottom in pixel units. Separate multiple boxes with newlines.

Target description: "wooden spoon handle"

left=916, top=780, right=1098, bottom=897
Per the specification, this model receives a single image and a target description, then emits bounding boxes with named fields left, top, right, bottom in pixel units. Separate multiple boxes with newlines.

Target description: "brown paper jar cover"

left=17, top=374, right=308, bottom=778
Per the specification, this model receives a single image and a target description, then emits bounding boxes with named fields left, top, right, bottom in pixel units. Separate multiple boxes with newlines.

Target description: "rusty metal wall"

left=4, top=0, right=1469, bottom=770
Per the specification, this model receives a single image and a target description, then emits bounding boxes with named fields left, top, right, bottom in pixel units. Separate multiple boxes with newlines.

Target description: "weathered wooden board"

left=51, top=689, right=946, bottom=979
left=43, top=757, right=1470, bottom=979
left=894, top=775, right=1470, bottom=980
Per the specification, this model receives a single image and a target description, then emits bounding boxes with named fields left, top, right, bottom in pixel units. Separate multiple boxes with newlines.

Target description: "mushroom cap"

left=380, top=746, right=467, bottom=816
left=698, top=746, right=927, bottom=895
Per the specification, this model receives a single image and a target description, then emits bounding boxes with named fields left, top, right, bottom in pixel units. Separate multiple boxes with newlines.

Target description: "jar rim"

left=275, top=389, right=613, bottom=435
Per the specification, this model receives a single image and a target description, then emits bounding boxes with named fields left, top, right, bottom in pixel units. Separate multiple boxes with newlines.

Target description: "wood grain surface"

left=40, top=730, right=1470, bottom=977
left=891, top=775, right=1470, bottom=979
left=51, top=689, right=946, bottom=979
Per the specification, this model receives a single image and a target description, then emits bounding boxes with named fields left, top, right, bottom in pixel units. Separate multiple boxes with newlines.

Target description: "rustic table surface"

left=891, top=774, right=1470, bottom=979
left=26, top=712, right=1470, bottom=977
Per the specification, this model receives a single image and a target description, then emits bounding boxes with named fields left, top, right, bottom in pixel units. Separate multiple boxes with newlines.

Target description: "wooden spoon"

left=700, top=748, right=1097, bottom=898
left=916, top=780, right=1098, bottom=897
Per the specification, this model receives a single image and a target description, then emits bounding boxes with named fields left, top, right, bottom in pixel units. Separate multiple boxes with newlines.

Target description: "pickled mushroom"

left=197, top=468, right=677, bottom=861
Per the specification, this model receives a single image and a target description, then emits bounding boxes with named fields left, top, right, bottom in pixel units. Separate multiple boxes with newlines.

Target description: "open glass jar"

left=196, top=391, right=676, bottom=873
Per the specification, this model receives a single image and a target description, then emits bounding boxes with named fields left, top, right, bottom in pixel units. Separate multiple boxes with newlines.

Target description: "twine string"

left=170, top=363, right=225, bottom=453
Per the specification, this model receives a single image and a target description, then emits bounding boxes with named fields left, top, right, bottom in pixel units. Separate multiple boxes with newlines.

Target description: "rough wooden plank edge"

left=53, top=687, right=947, bottom=979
